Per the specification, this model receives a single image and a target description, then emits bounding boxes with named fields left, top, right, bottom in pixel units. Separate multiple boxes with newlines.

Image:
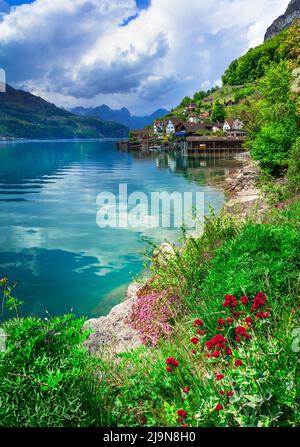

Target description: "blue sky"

left=6, top=0, right=150, bottom=8
left=0, top=0, right=290, bottom=114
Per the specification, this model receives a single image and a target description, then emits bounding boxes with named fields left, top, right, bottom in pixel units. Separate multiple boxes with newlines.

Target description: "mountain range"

left=264, top=0, right=300, bottom=41
left=0, top=85, right=129, bottom=140
left=70, top=105, right=169, bottom=130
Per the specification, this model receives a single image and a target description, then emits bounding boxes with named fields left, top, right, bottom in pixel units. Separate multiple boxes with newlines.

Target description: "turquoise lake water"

left=0, top=140, right=241, bottom=317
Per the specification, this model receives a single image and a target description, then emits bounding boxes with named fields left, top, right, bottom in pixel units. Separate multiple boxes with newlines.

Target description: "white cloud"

left=0, top=0, right=291, bottom=113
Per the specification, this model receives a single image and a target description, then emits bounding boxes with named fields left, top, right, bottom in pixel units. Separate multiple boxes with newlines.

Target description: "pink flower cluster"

left=128, top=289, right=181, bottom=346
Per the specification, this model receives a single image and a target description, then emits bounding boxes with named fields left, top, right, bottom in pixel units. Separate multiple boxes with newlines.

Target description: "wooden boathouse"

left=183, top=136, right=246, bottom=155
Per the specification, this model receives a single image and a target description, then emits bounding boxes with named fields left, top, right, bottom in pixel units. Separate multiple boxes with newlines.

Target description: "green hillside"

left=168, top=22, right=299, bottom=124
left=0, top=85, right=129, bottom=139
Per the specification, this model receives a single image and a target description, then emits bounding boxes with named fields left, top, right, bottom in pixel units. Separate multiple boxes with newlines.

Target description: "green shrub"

left=0, top=314, right=110, bottom=427
left=287, top=137, right=300, bottom=193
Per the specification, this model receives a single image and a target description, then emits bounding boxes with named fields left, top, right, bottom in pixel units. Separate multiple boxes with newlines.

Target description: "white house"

left=223, top=119, right=244, bottom=132
left=166, top=118, right=182, bottom=135
left=212, top=123, right=223, bottom=133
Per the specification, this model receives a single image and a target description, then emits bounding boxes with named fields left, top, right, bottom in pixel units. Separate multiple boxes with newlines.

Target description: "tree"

left=249, top=61, right=299, bottom=175
left=211, top=100, right=226, bottom=123
left=180, top=96, right=191, bottom=108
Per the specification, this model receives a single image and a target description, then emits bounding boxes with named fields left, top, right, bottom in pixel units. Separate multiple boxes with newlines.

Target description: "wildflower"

left=226, top=391, right=234, bottom=397
left=166, top=357, right=179, bottom=367
left=245, top=316, right=253, bottom=326
left=181, top=424, right=188, bottom=428
left=220, top=390, right=225, bottom=396
left=215, top=373, right=224, bottom=381
left=196, top=329, right=206, bottom=336
left=177, top=409, right=188, bottom=419
left=240, top=296, right=249, bottom=305
left=232, top=311, right=240, bottom=318
left=226, top=348, right=233, bottom=356
left=217, top=318, right=226, bottom=326
left=251, top=292, right=267, bottom=312
left=234, top=359, right=243, bottom=367
left=191, top=349, right=196, bottom=355
left=211, top=351, right=221, bottom=358
left=205, top=340, right=214, bottom=350
left=194, top=319, right=204, bottom=327
left=191, top=337, right=199, bottom=345
left=226, top=317, right=233, bottom=324
left=166, top=357, right=179, bottom=372
left=223, top=294, right=238, bottom=308
left=235, top=336, right=240, bottom=342
left=235, top=326, right=250, bottom=339
left=256, top=311, right=270, bottom=319
left=182, top=387, right=190, bottom=394
left=215, top=404, right=223, bottom=412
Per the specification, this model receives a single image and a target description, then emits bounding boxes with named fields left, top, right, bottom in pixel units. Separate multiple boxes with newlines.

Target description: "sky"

left=0, top=0, right=291, bottom=114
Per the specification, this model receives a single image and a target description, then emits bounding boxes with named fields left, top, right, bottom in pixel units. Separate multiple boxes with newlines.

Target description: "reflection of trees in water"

left=130, top=149, right=243, bottom=187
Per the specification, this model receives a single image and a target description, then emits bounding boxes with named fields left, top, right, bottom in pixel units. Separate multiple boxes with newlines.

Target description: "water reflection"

left=0, top=140, right=242, bottom=317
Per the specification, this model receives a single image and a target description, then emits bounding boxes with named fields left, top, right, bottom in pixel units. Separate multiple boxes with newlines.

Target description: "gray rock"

left=264, top=0, right=300, bottom=41
left=83, top=282, right=144, bottom=356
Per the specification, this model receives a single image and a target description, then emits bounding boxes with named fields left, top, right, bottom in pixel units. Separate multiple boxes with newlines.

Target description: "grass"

left=1, top=198, right=300, bottom=427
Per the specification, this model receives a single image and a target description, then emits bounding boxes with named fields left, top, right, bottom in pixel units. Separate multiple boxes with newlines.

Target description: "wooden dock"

left=117, top=136, right=246, bottom=155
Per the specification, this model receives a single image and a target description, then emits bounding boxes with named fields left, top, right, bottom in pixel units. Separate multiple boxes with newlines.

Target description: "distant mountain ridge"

left=264, top=0, right=300, bottom=41
left=71, top=105, right=169, bottom=130
left=0, top=85, right=128, bottom=139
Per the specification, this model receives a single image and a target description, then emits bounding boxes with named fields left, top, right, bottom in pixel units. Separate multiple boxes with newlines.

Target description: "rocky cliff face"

left=264, top=0, right=300, bottom=41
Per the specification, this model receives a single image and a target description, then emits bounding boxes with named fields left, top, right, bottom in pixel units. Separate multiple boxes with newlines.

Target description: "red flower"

left=215, top=404, right=223, bottom=412
left=223, top=294, right=238, bottom=308
left=191, top=349, right=196, bottom=355
left=191, top=337, right=199, bottom=345
left=194, top=319, right=204, bottom=327
left=240, top=296, right=249, bottom=305
left=251, top=292, right=267, bottom=312
left=182, top=387, right=190, bottom=394
left=181, top=424, right=188, bottom=428
left=166, top=357, right=179, bottom=372
left=177, top=409, right=188, bottom=419
left=226, top=317, right=233, bottom=324
left=215, top=373, right=224, bottom=381
left=232, top=311, right=240, bottom=318
left=196, top=329, right=207, bottom=336
left=226, top=348, right=233, bottom=356
left=226, top=391, right=234, bottom=397
left=211, top=351, right=221, bottom=358
left=166, top=357, right=179, bottom=367
left=256, top=311, right=270, bottom=319
left=235, top=336, right=240, bottom=342
left=205, top=340, right=214, bottom=350
left=217, top=318, right=226, bottom=326
left=220, top=390, right=225, bottom=396
left=245, top=316, right=253, bottom=326
left=234, top=359, right=243, bottom=367
left=236, top=326, right=247, bottom=335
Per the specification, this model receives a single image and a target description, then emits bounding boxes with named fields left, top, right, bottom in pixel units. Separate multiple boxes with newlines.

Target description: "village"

left=119, top=97, right=247, bottom=155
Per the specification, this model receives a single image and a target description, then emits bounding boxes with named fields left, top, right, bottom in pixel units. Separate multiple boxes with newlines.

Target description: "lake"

left=0, top=140, right=241, bottom=318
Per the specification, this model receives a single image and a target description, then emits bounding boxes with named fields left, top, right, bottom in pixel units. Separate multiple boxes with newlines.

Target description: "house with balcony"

left=223, top=119, right=246, bottom=137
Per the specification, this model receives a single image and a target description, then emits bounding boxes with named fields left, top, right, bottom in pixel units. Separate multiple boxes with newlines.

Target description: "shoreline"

left=84, top=153, right=265, bottom=356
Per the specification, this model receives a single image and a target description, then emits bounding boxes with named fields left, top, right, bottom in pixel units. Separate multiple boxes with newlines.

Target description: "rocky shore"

left=224, top=155, right=268, bottom=218
left=84, top=154, right=266, bottom=356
